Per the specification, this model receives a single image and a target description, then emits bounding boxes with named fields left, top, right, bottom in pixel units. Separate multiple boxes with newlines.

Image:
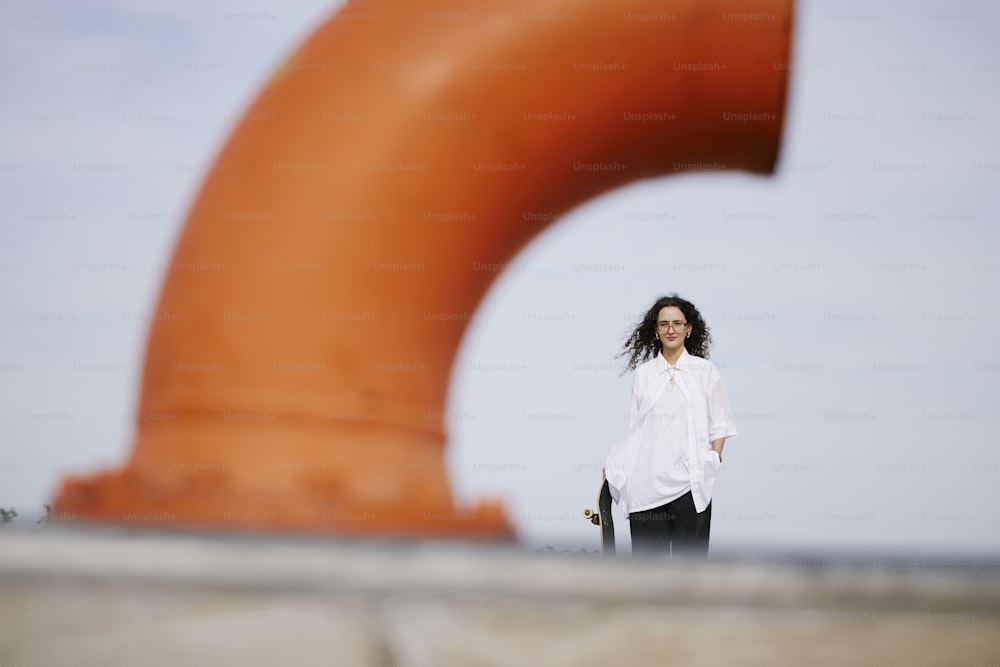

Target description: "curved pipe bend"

left=55, top=0, right=793, bottom=538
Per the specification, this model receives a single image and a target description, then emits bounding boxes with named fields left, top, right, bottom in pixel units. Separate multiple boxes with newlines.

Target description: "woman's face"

left=656, top=306, right=690, bottom=355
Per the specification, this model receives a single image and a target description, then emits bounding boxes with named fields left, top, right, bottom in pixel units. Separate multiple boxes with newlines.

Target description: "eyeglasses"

left=656, top=321, right=688, bottom=332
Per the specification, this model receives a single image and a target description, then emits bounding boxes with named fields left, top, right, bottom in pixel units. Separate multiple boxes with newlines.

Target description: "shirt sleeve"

left=627, top=371, right=641, bottom=429
left=707, top=369, right=738, bottom=441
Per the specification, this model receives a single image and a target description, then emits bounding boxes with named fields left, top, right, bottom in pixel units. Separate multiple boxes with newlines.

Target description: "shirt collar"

left=654, top=347, right=693, bottom=374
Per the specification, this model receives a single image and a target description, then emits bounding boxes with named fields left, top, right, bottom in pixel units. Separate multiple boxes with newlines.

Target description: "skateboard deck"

left=582, top=479, right=615, bottom=554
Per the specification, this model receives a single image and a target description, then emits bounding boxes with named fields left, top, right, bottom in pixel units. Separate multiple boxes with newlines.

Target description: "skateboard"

left=582, top=478, right=615, bottom=554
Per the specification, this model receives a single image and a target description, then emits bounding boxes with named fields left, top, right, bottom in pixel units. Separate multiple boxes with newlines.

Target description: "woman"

left=605, top=294, right=737, bottom=557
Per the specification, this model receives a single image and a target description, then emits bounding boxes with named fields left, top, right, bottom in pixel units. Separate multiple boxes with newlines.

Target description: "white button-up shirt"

left=605, top=349, right=737, bottom=515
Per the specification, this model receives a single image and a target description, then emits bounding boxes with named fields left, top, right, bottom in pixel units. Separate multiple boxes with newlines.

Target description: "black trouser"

left=628, top=491, right=711, bottom=557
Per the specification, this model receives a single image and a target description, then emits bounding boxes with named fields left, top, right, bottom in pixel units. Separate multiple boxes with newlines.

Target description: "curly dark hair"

left=619, top=294, right=713, bottom=371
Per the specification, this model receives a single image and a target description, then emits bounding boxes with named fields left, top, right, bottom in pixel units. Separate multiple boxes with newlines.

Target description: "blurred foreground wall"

left=1, top=529, right=999, bottom=666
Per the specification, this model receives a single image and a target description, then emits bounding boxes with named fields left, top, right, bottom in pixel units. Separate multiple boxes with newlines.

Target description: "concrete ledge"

left=2, top=528, right=999, bottom=666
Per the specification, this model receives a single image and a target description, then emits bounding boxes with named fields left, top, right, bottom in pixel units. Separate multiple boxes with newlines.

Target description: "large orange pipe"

left=54, top=0, right=793, bottom=538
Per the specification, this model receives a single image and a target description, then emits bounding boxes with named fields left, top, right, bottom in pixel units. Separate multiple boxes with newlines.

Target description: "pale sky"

left=2, top=0, right=999, bottom=559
